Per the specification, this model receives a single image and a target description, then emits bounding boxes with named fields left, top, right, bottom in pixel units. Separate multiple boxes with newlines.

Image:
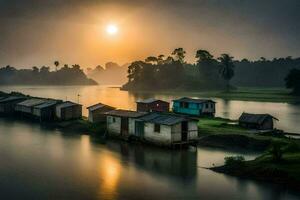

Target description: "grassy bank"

left=201, top=117, right=300, bottom=189
left=211, top=143, right=300, bottom=189
left=197, top=117, right=290, bottom=151
left=122, top=87, right=299, bottom=103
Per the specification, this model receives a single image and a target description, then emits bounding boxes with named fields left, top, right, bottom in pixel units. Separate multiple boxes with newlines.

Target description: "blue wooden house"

left=172, top=97, right=216, bottom=116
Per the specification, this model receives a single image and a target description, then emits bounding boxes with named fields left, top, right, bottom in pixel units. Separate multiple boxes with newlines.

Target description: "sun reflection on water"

left=97, top=152, right=121, bottom=200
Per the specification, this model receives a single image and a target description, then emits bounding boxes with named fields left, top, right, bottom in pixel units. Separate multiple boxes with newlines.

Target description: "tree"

left=40, top=66, right=50, bottom=74
left=72, top=64, right=81, bottom=70
left=63, top=64, right=69, bottom=70
left=157, top=55, right=165, bottom=64
left=285, top=68, right=300, bottom=95
left=54, top=61, right=59, bottom=71
left=127, top=61, right=144, bottom=83
left=270, top=143, right=283, bottom=162
left=196, top=49, right=214, bottom=63
left=218, top=54, right=235, bottom=91
left=145, top=56, right=158, bottom=64
left=32, top=66, right=39, bottom=73
left=260, top=57, right=266, bottom=62
left=172, top=48, right=186, bottom=63
left=195, top=49, right=219, bottom=88
left=165, top=56, right=174, bottom=64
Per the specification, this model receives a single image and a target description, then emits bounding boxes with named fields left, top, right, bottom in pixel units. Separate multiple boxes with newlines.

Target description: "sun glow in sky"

left=1, top=1, right=299, bottom=68
left=106, top=24, right=118, bottom=35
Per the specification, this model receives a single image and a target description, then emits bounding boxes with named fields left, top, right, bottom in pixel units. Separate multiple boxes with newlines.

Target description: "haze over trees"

left=233, top=57, right=300, bottom=87
left=0, top=63, right=97, bottom=85
left=86, top=62, right=128, bottom=85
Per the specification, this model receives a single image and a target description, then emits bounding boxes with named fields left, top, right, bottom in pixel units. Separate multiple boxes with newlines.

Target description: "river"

left=0, top=85, right=300, bottom=199
left=1, top=85, right=300, bottom=133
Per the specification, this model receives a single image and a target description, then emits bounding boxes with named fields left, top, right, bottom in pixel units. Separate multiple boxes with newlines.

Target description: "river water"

left=1, top=85, right=300, bottom=133
left=0, top=85, right=300, bottom=199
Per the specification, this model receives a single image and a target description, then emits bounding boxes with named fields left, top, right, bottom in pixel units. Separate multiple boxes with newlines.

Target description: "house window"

left=112, top=117, right=116, bottom=123
left=180, top=102, right=189, bottom=108
left=206, top=104, right=209, bottom=109
left=154, top=124, right=160, bottom=133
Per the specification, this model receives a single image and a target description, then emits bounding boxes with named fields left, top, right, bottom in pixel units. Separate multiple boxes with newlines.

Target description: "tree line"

left=0, top=61, right=97, bottom=85
left=122, top=48, right=300, bottom=95
left=122, top=48, right=235, bottom=91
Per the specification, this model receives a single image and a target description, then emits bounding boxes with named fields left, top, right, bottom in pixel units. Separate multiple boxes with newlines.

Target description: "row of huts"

left=0, top=96, right=82, bottom=121
left=0, top=94, right=278, bottom=147
left=87, top=97, right=278, bottom=147
left=86, top=97, right=216, bottom=147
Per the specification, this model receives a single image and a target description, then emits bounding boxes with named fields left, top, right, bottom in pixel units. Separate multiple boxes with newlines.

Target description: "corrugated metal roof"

left=138, top=112, right=191, bottom=125
left=34, top=100, right=59, bottom=109
left=136, top=98, right=168, bottom=104
left=239, top=113, right=278, bottom=125
left=0, top=96, right=26, bottom=103
left=173, top=97, right=216, bottom=104
left=17, top=98, right=46, bottom=107
left=56, top=101, right=82, bottom=109
left=105, top=109, right=147, bottom=118
left=87, top=103, right=115, bottom=111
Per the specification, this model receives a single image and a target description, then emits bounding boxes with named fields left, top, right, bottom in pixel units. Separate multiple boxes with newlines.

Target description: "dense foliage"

left=224, top=156, right=245, bottom=166
left=0, top=63, right=97, bottom=85
left=233, top=57, right=300, bottom=87
left=285, top=68, right=300, bottom=95
left=122, top=49, right=233, bottom=91
left=122, top=48, right=300, bottom=91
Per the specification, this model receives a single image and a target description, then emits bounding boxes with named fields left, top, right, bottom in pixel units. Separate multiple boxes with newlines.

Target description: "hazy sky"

left=0, top=0, right=299, bottom=69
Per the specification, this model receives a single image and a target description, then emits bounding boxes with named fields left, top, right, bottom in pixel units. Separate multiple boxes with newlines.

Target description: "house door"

left=135, top=121, right=144, bottom=138
left=121, top=117, right=129, bottom=136
left=181, top=121, right=188, bottom=141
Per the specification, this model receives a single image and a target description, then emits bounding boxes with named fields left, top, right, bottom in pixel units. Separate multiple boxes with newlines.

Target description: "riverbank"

left=211, top=145, right=300, bottom=189
left=197, top=117, right=292, bottom=151
left=121, top=87, right=300, bottom=103
left=201, top=117, right=300, bottom=189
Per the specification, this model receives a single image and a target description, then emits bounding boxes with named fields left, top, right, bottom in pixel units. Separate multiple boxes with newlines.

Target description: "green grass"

left=198, top=117, right=249, bottom=136
left=212, top=141, right=300, bottom=188
left=197, top=117, right=292, bottom=151
left=245, top=152, right=300, bottom=183
left=211, top=87, right=296, bottom=102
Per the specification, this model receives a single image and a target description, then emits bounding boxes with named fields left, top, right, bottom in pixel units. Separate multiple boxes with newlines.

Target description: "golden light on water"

left=98, top=152, right=121, bottom=200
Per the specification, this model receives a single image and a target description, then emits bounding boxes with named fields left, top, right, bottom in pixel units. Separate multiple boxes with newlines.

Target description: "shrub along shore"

left=198, top=117, right=300, bottom=189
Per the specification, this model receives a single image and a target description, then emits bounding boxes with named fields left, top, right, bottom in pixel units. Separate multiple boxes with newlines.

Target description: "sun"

left=106, top=24, right=118, bottom=35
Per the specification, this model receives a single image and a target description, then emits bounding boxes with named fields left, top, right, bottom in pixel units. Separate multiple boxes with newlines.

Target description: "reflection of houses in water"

left=105, top=141, right=197, bottom=180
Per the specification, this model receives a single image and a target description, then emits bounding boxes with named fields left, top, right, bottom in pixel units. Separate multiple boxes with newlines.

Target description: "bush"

left=282, top=142, right=300, bottom=153
left=224, top=156, right=245, bottom=166
left=269, top=143, right=283, bottom=162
